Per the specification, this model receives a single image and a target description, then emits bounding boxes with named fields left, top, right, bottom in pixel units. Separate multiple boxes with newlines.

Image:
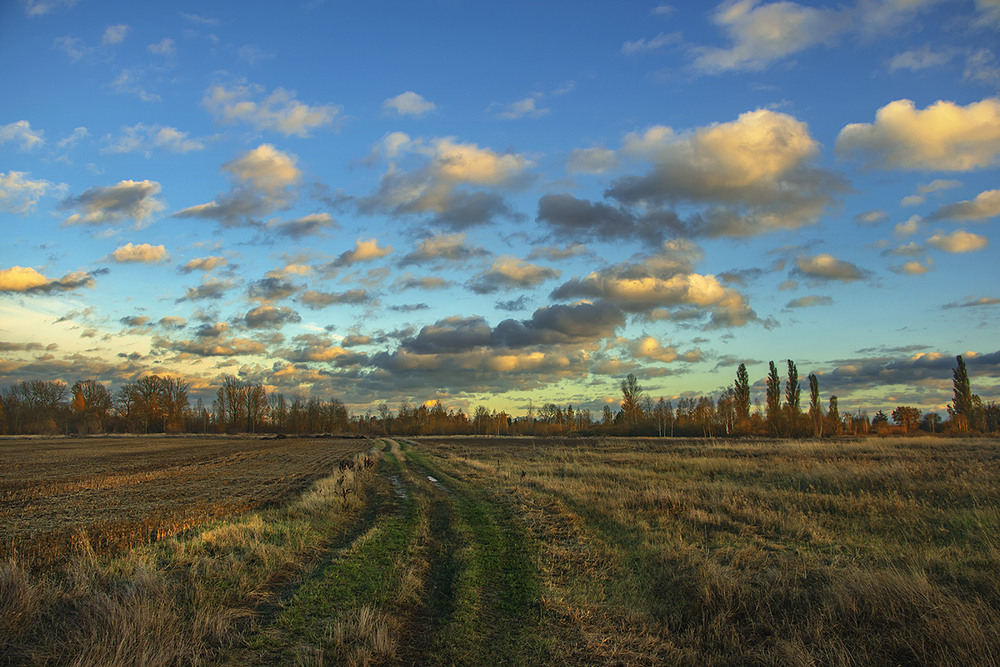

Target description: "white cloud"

left=493, top=96, right=550, bottom=120
left=794, top=253, right=867, bottom=281
left=148, top=38, right=176, bottom=57
left=174, top=145, right=302, bottom=227
left=0, top=266, right=95, bottom=293
left=608, top=108, right=841, bottom=236
left=629, top=336, right=701, bottom=363
left=0, top=120, right=45, bottom=151
left=57, top=127, right=88, bottom=149
left=333, top=238, right=393, bottom=266
left=622, top=32, right=681, bottom=55
left=0, top=171, right=61, bottom=214
left=21, top=0, right=78, bottom=16
left=61, top=180, right=165, bottom=227
left=102, top=24, right=129, bottom=45
left=103, top=123, right=205, bottom=154
left=929, top=189, right=1000, bottom=222
left=786, top=295, right=834, bottom=308
left=888, top=44, right=955, bottom=72
left=224, top=144, right=301, bottom=195
left=566, top=147, right=619, bottom=174
left=927, top=229, right=988, bottom=253
left=964, top=48, right=1000, bottom=86
left=890, top=259, right=934, bottom=275
left=383, top=91, right=436, bottom=116
left=836, top=98, right=1000, bottom=171
left=361, top=134, right=533, bottom=223
left=693, top=0, right=846, bottom=73
left=203, top=82, right=341, bottom=137
left=894, top=215, right=922, bottom=236
left=466, top=257, right=560, bottom=294
left=111, top=67, right=160, bottom=102
left=180, top=256, right=227, bottom=273
left=111, top=242, right=169, bottom=263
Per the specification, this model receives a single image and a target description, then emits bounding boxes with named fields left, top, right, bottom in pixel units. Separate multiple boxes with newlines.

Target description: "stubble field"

left=2, top=435, right=999, bottom=665
left=0, top=435, right=367, bottom=569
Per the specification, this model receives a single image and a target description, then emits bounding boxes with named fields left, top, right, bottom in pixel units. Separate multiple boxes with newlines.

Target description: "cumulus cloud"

left=0, top=266, right=96, bottom=293
left=890, top=259, right=934, bottom=275
left=176, top=278, right=235, bottom=302
left=793, top=253, right=868, bottom=282
left=299, top=288, right=372, bottom=309
left=223, top=144, right=301, bottom=194
left=551, top=242, right=755, bottom=328
left=888, top=44, right=955, bottom=72
left=103, top=123, right=204, bottom=154
left=894, top=215, right=922, bottom=237
left=605, top=108, right=844, bottom=237
left=148, top=38, right=176, bottom=57
left=566, top=147, right=619, bottom=174
left=0, top=120, right=45, bottom=151
left=466, top=257, right=560, bottom=294
left=491, top=96, right=550, bottom=120
left=692, top=0, right=846, bottom=73
left=0, top=171, right=61, bottom=214
left=926, top=229, right=988, bottom=253
left=331, top=238, right=393, bottom=267
left=382, top=91, right=436, bottom=116
left=277, top=334, right=367, bottom=366
left=243, top=305, right=301, bottom=329
left=398, top=233, right=489, bottom=266
left=174, top=144, right=301, bottom=227
left=247, top=276, right=297, bottom=303
left=180, top=256, right=227, bottom=273
left=537, top=193, right=671, bottom=243
left=692, top=0, right=944, bottom=74
left=392, top=274, right=452, bottom=291
left=60, top=179, right=165, bottom=227
left=203, top=82, right=341, bottom=136
left=628, top=336, right=701, bottom=363
left=360, top=133, right=532, bottom=227
left=836, top=98, right=1000, bottom=171
left=158, top=336, right=266, bottom=357
left=928, top=189, right=1000, bottom=222
left=786, top=295, right=834, bottom=308
left=266, top=212, right=337, bottom=238
left=101, top=24, right=129, bottom=45
left=111, top=242, right=168, bottom=263
left=158, top=316, right=186, bottom=329
left=854, top=209, right=888, bottom=226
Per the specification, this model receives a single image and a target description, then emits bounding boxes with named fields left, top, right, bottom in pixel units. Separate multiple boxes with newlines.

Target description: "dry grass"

left=0, top=436, right=366, bottom=568
left=416, top=436, right=1000, bottom=665
left=0, top=445, right=380, bottom=666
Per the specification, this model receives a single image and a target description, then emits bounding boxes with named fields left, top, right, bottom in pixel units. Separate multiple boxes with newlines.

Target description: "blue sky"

left=1, top=0, right=998, bottom=417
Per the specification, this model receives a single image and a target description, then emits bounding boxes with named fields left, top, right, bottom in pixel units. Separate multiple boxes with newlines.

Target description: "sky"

left=1, top=0, right=999, bottom=419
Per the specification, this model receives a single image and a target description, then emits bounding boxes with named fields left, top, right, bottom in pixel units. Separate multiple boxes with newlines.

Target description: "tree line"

left=0, top=356, right=996, bottom=437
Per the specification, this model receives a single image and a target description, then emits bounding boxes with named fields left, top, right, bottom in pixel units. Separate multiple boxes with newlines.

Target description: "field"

left=2, top=435, right=1000, bottom=665
left=0, top=436, right=367, bottom=569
